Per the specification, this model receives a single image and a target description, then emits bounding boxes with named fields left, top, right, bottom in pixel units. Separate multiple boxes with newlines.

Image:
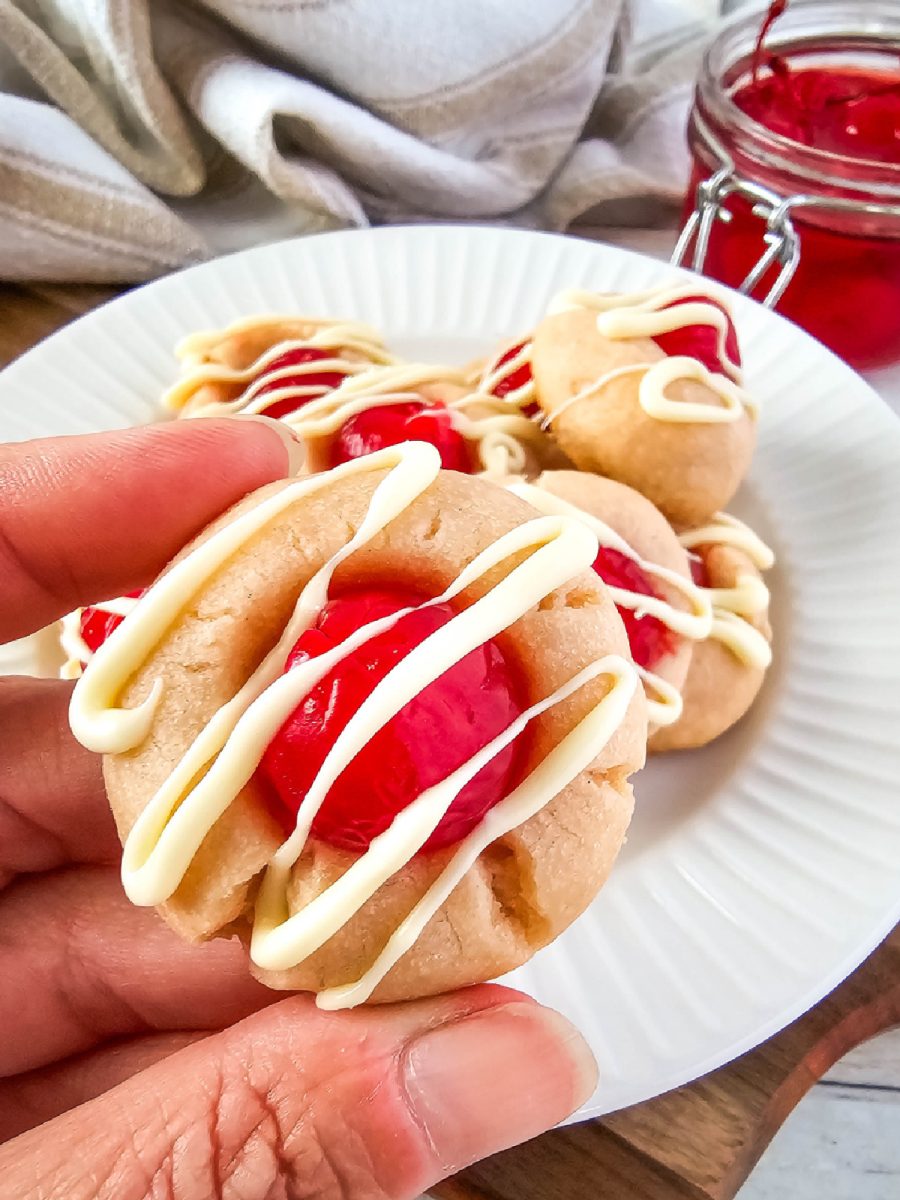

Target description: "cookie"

left=163, top=315, right=393, bottom=420
left=530, top=285, right=757, bottom=526
left=165, top=312, right=546, bottom=478
left=70, top=445, right=646, bottom=1007
left=503, top=470, right=711, bottom=730
left=649, top=514, right=773, bottom=751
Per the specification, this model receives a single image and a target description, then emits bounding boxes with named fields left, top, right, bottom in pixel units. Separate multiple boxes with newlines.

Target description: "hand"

left=0, top=418, right=596, bottom=1200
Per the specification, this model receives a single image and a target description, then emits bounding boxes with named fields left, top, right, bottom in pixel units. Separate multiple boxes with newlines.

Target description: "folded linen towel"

left=0, top=0, right=721, bottom=282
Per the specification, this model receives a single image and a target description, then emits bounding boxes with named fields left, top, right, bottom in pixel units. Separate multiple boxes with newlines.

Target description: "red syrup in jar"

left=257, top=586, right=527, bottom=853
left=251, top=347, right=348, bottom=419
left=684, top=1, right=900, bottom=370
left=329, top=400, right=473, bottom=473
left=592, top=549, right=676, bottom=671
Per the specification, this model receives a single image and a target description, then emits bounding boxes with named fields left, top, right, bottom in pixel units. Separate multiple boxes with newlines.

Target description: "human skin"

left=0, top=416, right=596, bottom=1200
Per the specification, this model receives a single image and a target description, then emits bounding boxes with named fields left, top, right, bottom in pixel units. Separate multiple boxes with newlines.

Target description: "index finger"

left=0, top=417, right=301, bottom=641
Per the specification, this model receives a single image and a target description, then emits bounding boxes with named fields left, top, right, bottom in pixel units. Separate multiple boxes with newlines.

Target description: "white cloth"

left=0, top=0, right=720, bottom=283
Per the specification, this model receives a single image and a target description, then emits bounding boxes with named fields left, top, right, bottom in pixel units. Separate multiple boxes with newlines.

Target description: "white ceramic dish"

left=2, top=225, right=900, bottom=1119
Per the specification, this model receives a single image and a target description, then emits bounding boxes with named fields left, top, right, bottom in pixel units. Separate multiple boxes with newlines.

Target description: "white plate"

left=2, top=226, right=900, bottom=1119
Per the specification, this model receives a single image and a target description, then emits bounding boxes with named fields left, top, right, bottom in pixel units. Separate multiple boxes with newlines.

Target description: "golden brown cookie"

left=291, top=364, right=547, bottom=478
left=85, top=461, right=646, bottom=1004
left=163, top=315, right=392, bottom=418
left=530, top=291, right=757, bottom=526
left=532, top=470, right=697, bottom=722
left=649, top=539, right=772, bottom=752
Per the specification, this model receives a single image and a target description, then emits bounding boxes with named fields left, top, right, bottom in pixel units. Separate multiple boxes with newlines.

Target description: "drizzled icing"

left=274, top=362, right=542, bottom=477
left=544, top=284, right=757, bottom=426
left=503, top=478, right=713, bottom=727
left=679, top=513, right=774, bottom=669
left=59, top=596, right=141, bottom=680
left=69, top=442, right=639, bottom=1009
left=679, top=512, right=774, bottom=570
left=163, top=317, right=394, bottom=415
left=166, top=313, right=541, bottom=478
left=475, top=338, right=536, bottom=409
left=633, top=667, right=684, bottom=727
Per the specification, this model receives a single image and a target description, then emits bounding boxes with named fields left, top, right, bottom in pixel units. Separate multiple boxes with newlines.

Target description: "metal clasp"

left=672, top=166, right=800, bottom=308
left=673, top=163, right=900, bottom=310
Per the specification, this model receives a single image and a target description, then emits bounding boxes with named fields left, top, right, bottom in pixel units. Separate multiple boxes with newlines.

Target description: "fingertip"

left=152, top=415, right=304, bottom=483
left=200, top=415, right=306, bottom=479
left=402, top=999, right=597, bottom=1174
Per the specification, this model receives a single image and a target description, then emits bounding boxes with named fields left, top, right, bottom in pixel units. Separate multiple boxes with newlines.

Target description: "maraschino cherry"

left=79, top=589, right=143, bottom=658
left=330, top=401, right=472, bottom=472
left=251, top=347, right=348, bottom=419
left=592, top=550, right=675, bottom=671
left=257, top=586, right=525, bottom=853
left=688, top=551, right=710, bottom=589
left=486, top=340, right=539, bottom=416
left=652, top=295, right=741, bottom=378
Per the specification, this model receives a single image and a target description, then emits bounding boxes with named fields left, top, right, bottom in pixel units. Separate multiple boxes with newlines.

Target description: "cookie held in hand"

left=70, top=443, right=646, bottom=1008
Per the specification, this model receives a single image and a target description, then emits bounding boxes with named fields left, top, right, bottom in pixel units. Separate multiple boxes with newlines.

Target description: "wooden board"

left=2, top=281, right=898, bottom=1200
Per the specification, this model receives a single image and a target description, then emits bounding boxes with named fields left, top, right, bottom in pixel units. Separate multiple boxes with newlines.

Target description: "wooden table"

left=2, top=281, right=899, bottom=1200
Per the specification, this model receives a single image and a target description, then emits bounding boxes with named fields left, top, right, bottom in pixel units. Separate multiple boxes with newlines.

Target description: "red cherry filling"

left=329, top=400, right=473, bottom=472
left=688, top=551, right=710, bottom=589
left=487, top=340, right=539, bottom=418
left=652, top=295, right=741, bottom=378
left=79, top=589, right=143, bottom=656
left=257, top=586, right=526, bottom=854
left=592, top=549, right=676, bottom=671
left=251, top=347, right=348, bottom=419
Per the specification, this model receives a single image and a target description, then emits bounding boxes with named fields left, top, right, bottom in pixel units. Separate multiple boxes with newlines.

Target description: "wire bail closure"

left=672, top=166, right=801, bottom=309
left=673, top=143, right=900, bottom=311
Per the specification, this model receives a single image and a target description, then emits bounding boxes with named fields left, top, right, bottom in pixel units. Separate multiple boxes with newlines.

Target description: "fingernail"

left=403, top=1001, right=597, bottom=1172
left=225, top=414, right=306, bottom=478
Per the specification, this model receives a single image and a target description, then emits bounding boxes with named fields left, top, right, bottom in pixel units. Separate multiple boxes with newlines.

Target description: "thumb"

left=0, top=987, right=596, bottom=1200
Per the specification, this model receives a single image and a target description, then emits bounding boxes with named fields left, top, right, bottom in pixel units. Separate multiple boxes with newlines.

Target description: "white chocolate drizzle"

left=678, top=513, right=774, bottom=669
left=164, top=317, right=393, bottom=416
left=475, top=337, right=536, bottom=410
left=503, top=478, right=710, bottom=728
left=59, top=596, right=141, bottom=680
left=544, top=284, right=757, bottom=426
left=634, top=666, right=683, bottom=728
left=69, top=442, right=639, bottom=1008
left=278, top=361, right=543, bottom=478
left=679, top=512, right=774, bottom=571
left=504, top=480, right=711, bottom=641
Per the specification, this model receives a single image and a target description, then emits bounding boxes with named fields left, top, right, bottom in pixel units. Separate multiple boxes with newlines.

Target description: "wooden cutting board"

left=2, top=281, right=898, bottom=1200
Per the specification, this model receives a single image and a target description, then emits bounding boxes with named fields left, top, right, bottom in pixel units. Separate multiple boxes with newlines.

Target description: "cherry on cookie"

left=652, top=295, right=741, bottom=377
left=252, top=347, right=348, bottom=419
left=592, top=549, right=676, bottom=671
left=79, top=589, right=143, bottom=658
left=329, top=401, right=473, bottom=473
left=258, top=585, right=526, bottom=852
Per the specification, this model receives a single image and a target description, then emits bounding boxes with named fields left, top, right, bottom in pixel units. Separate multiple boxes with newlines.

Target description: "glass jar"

left=677, top=0, right=900, bottom=370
